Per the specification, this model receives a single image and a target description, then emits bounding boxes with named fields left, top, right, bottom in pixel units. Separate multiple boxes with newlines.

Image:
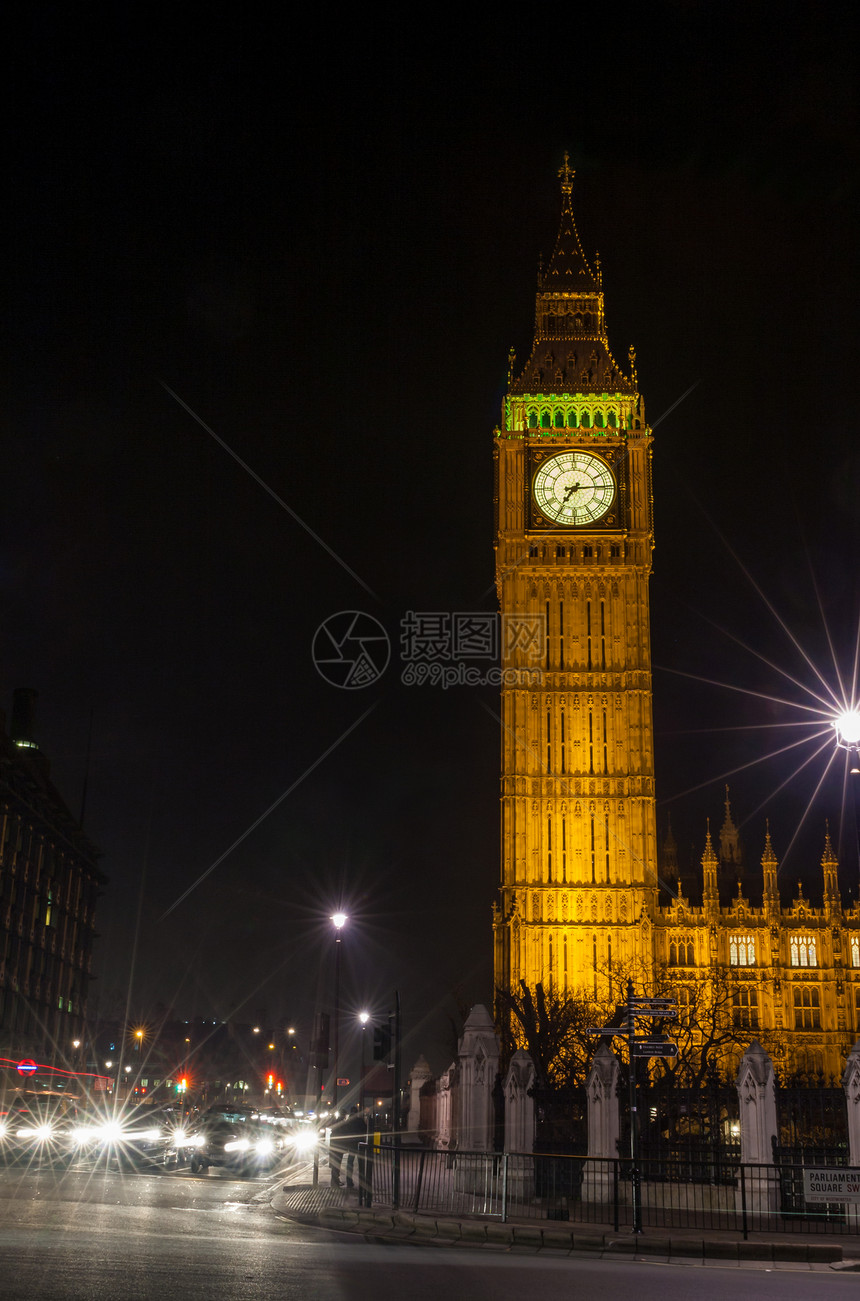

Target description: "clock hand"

left=562, top=482, right=582, bottom=502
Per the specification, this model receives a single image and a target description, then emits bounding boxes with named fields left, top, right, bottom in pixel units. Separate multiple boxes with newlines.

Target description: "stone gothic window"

left=852, top=936, right=859, bottom=968
left=669, top=939, right=694, bottom=966
left=793, top=985, right=821, bottom=1030
left=730, top=935, right=755, bottom=967
left=732, top=986, right=758, bottom=1030
left=790, top=934, right=817, bottom=967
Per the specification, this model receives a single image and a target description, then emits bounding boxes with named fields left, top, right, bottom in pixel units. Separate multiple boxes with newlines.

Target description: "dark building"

left=0, top=689, right=105, bottom=1063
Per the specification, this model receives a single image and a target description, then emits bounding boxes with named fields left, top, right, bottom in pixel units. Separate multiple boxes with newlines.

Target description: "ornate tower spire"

left=509, top=153, right=637, bottom=414
left=702, top=819, right=718, bottom=908
left=718, top=784, right=743, bottom=871
left=761, top=819, right=779, bottom=910
left=821, top=820, right=840, bottom=913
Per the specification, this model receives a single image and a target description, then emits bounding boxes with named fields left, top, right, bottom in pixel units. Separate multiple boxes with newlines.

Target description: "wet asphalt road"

left=0, top=1163, right=857, bottom=1300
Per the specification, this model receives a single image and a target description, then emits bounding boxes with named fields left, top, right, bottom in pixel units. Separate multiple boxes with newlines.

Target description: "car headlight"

left=72, top=1127, right=96, bottom=1144
left=256, top=1139, right=274, bottom=1156
left=98, top=1121, right=126, bottom=1144
left=289, top=1128, right=318, bottom=1153
left=136, top=1128, right=164, bottom=1142
left=18, top=1124, right=54, bottom=1142
left=224, top=1139, right=250, bottom=1153
left=0, top=1123, right=7, bottom=1139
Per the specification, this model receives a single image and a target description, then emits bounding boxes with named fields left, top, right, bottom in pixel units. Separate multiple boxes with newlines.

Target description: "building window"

left=583, top=545, right=593, bottom=559
left=529, top=545, right=539, bottom=558
left=790, top=935, right=817, bottom=967
left=610, top=545, right=621, bottom=558
left=851, top=936, right=859, bottom=968
left=556, top=545, right=565, bottom=558
left=730, top=935, right=755, bottom=967
left=732, top=987, right=759, bottom=1030
left=669, top=940, right=695, bottom=967
left=793, top=985, right=821, bottom=1029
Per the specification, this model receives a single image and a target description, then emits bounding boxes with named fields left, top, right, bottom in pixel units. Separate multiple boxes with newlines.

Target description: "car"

left=0, top=1092, right=95, bottom=1166
left=175, top=1107, right=285, bottom=1176
left=82, top=1103, right=191, bottom=1169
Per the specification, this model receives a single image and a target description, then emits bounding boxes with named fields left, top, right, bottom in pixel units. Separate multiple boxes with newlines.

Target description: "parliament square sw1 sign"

left=802, top=1169, right=860, bottom=1204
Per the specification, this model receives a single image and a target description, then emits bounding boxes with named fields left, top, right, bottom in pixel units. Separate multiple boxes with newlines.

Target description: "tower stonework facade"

left=491, top=162, right=860, bottom=1081
left=492, top=159, right=659, bottom=1004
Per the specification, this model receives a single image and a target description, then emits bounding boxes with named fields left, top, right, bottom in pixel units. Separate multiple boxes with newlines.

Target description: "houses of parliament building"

left=491, top=158, right=860, bottom=1080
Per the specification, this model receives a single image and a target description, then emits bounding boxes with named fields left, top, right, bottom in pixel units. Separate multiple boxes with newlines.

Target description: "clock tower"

left=493, top=157, right=658, bottom=1008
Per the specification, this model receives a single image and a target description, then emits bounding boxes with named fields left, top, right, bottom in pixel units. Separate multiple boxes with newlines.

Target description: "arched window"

left=594, top=410, right=604, bottom=428
left=790, top=935, right=817, bottom=967
left=567, top=409, right=578, bottom=428
left=541, top=410, right=551, bottom=429
left=732, top=986, right=759, bottom=1029
left=607, top=410, right=617, bottom=428
left=730, top=935, right=755, bottom=967
left=669, top=941, right=678, bottom=966
left=554, top=408, right=564, bottom=428
left=851, top=936, right=859, bottom=968
left=580, top=410, right=592, bottom=428
left=528, top=409, right=538, bottom=429
left=793, top=985, right=821, bottom=1029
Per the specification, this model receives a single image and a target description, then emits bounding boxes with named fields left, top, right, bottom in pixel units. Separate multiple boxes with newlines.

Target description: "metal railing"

left=362, top=1145, right=859, bottom=1238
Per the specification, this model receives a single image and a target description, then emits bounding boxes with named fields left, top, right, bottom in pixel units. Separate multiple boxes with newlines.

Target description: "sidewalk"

left=270, top=1178, right=860, bottom=1270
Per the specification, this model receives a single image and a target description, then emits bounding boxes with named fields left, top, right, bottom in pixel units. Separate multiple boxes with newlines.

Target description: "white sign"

left=803, top=1168, right=860, bottom=1204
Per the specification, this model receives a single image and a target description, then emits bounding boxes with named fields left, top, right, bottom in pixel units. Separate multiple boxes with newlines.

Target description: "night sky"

left=5, top=9, right=859, bottom=1071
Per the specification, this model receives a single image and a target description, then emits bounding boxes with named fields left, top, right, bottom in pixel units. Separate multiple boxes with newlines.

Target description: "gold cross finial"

left=558, top=151, right=575, bottom=194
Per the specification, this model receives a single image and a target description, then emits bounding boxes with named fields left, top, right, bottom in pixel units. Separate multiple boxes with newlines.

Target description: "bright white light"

left=331, top=912, right=348, bottom=930
left=289, top=1128, right=317, bottom=1152
left=99, top=1121, right=125, bottom=1143
left=0, top=1123, right=7, bottom=1139
left=256, top=1139, right=274, bottom=1155
left=225, top=1139, right=250, bottom=1152
left=137, top=1128, right=163, bottom=1142
left=72, top=1127, right=96, bottom=1144
left=834, top=709, right=860, bottom=750
left=359, top=1011, right=369, bottom=1025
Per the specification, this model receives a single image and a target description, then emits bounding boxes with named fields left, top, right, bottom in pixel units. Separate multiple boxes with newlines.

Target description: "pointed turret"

left=702, top=819, right=718, bottom=909
left=761, top=820, right=779, bottom=911
left=510, top=153, right=637, bottom=407
left=719, top=785, right=743, bottom=873
left=821, top=821, right=840, bottom=915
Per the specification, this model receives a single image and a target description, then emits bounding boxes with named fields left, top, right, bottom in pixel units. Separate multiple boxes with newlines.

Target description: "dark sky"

left=4, top=8, right=859, bottom=1071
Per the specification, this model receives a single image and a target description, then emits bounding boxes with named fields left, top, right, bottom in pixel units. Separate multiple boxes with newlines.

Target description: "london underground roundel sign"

left=16, top=1059, right=37, bottom=1076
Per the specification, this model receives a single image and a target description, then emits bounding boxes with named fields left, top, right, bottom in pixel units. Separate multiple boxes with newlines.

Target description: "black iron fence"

left=364, top=1145, right=860, bottom=1238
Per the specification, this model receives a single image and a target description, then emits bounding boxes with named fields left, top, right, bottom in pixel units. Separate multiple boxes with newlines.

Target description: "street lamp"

left=330, top=913, right=348, bottom=1109
left=834, top=708, right=860, bottom=766
left=358, top=1012, right=369, bottom=1110
left=834, top=708, right=860, bottom=884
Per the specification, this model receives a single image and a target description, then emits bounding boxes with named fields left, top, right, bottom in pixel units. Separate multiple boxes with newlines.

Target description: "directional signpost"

left=589, top=979, right=678, bottom=1234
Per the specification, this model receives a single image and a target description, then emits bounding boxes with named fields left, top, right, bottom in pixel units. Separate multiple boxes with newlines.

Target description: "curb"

left=271, top=1193, right=848, bottom=1265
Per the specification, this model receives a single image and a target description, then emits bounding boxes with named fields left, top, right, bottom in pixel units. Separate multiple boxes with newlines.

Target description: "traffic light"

left=372, top=1023, right=391, bottom=1062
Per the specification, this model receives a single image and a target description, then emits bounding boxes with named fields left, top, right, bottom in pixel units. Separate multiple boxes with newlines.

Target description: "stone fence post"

left=405, top=1055, right=433, bottom=1144
left=457, top=1004, right=500, bottom=1152
left=582, top=1043, right=619, bottom=1204
left=586, top=1042, right=620, bottom=1158
left=843, top=1039, right=860, bottom=1167
left=736, top=1039, right=779, bottom=1215
left=502, top=1049, right=535, bottom=1152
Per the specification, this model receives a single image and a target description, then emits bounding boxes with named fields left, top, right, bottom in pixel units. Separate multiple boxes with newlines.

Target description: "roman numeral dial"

left=532, top=450, right=616, bottom=526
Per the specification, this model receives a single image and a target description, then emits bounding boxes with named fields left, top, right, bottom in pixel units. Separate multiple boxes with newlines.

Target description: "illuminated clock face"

left=533, top=450, right=616, bottom=526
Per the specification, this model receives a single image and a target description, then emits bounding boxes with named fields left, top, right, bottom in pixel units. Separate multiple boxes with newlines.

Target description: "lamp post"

left=358, top=1011, right=369, bottom=1109
left=834, top=708, right=860, bottom=881
left=330, top=913, right=347, bottom=1110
